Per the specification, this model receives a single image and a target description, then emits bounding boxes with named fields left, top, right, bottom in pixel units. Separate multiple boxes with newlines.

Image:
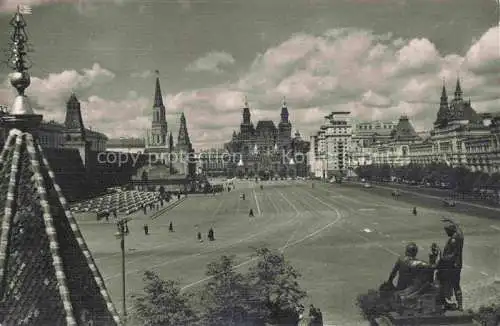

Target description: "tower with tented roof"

left=0, top=7, right=121, bottom=325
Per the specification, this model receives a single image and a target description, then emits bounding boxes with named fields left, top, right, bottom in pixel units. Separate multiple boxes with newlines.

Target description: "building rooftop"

left=0, top=128, right=121, bottom=325
left=107, top=137, right=144, bottom=147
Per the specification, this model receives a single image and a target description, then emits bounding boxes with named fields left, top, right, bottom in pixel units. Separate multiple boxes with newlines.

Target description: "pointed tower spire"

left=64, top=93, right=85, bottom=135
left=154, top=70, right=164, bottom=108
left=0, top=10, right=121, bottom=326
left=177, top=112, right=191, bottom=152
left=280, top=96, right=289, bottom=123
left=148, top=70, right=168, bottom=148
left=454, top=75, right=462, bottom=100
left=242, top=96, right=251, bottom=125
left=441, top=79, right=447, bottom=99
left=434, top=79, right=450, bottom=128
left=169, top=131, right=174, bottom=152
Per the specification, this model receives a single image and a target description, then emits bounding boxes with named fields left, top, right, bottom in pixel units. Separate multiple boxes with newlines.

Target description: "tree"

left=133, top=271, right=198, bottom=326
left=198, top=255, right=258, bottom=326
left=247, top=248, right=307, bottom=325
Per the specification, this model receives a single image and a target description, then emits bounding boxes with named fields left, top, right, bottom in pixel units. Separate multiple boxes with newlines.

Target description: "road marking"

left=277, top=190, right=303, bottom=252
left=252, top=189, right=261, bottom=216
left=359, top=208, right=376, bottom=211
left=279, top=193, right=343, bottom=251
left=490, top=225, right=500, bottom=232
left=181, top=257, right=259, bottom=291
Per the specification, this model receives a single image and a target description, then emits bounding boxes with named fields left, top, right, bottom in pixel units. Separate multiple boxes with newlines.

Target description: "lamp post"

left=115, top=218, right=129, bottom=321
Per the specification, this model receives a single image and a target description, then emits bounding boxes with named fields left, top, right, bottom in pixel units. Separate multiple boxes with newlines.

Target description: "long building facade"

left=222, top=99, right=310, bottom=179
left=356, top=78, right=500, bottom=174
left=0, top=94, right=108, bottom=151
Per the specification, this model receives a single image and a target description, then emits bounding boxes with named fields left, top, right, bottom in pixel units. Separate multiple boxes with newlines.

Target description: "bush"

left=356, top=289, right=388, bottom=323
left=471, top=305, right=500, bottom=326
left=133, top=271, right=198, bottom=326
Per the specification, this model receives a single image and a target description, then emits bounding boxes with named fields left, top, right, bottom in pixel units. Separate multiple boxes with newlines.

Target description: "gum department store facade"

left=310, top=78, right=500, bottom=178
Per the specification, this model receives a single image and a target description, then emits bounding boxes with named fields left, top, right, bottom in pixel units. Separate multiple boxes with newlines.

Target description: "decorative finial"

left=282, top=96, right=287, bottom=107
left=244, top=95, right=248, bottom=108
left=2, top=6, right=42, bottom=130
left=155, top=69, right=160, bottom=76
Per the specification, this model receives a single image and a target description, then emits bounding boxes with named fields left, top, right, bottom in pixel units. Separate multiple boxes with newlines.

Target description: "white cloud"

left=1, top=26, right=498, bottom=149
left=464, top=26, right=500, bottom=74
left=130, top=70, right=154, bottom=79
left=186, top=51, right=235, bottom=74
left=1, top=63, right=114, bottom=120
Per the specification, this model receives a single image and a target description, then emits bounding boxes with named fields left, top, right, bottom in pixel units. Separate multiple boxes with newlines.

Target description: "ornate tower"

left=434, top=81, right=449, bottom=128
left=454, top=77, right=463, bottom=101
left=240, top=97, right=254, bottom=143
left=63, top=94, right=90, bottom=164
left=176, top=112, right=192, bottom=152
left=0, top=8, right=121, bottom=325
left=278, top=97, right=292, bottom=150
left=147, top=70, right=168, bottom=148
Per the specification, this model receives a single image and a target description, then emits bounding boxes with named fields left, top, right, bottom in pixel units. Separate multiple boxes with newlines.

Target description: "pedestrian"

left=208, top=228, right=214, bottom=241
left=125, top=223, right=130, bottom=235
left=316, top=308, right=323, bottom=326
left=169, top=221, right=174, bottom=232
left=249, top=209, right=254, bottom=217
left=143, top=205, right=147, bottom=215
left=160, top=200, right=163, bottom=207
left=144, top=224, right=149, bottom=235
left=413, top=206, right=417, bottom=216
left=177, top=193, right=181, bottom=200
left=113, top=210, right=117, bottom=219
left=197, top=231, right=202, bottom=242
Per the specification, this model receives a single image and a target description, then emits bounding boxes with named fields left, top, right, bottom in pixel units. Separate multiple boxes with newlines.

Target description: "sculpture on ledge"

left=357, top=218, right=473, bottom=326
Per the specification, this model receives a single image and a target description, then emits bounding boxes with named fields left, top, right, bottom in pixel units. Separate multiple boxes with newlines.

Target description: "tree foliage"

left=133, top=249, right=309, bottom=326
left=133, top=271, right=198, bottom=326
left=247, top=248, right=307, bottom=325
left=198, top=255, right=260, bottom=326
left=355, top=164, right=500, bottom=194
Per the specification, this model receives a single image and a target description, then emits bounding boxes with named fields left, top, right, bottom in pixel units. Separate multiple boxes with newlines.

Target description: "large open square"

left=77, top=181, right=500, bottom=325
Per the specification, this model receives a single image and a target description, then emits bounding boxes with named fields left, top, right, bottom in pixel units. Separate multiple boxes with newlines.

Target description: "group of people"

left=387, top=217, right=464, bottom=311
left=297, top=304, right=324, bottom=326
left=198, top=227, right=215, bottom=242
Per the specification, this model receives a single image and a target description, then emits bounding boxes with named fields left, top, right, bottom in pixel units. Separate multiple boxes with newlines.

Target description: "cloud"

left=186, top=51, right=236, bottom=74
left=0, top=0, right=131, bottom=12
left=130, top=70, right=154, bottom=79
left=464, top=26, right=500, bottom=74
left=0, top=63, right=114, bottom=120
left=1, top=26, right=498, bottom=149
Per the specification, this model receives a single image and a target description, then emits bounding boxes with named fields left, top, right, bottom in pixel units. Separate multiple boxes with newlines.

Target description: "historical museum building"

left=222, top=99, right=310, bottom=178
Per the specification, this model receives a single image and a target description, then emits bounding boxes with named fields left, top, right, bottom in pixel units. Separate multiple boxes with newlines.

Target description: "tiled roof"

left=255, top=120, right=277, bottom=131
left=390, top=116, right=420, bottom=142
left=0, top=128, right=121, bottom=325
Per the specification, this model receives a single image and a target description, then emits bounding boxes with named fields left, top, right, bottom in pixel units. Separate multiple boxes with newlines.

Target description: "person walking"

left=169, top=221, right=174, bottom=232
left=144, top=224, right=149, bottom=235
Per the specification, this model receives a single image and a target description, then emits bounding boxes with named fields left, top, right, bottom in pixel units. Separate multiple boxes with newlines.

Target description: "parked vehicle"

left=443, top=199, right=456, bottom=207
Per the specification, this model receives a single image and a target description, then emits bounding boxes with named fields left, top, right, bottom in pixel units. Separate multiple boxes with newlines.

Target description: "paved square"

left=77, top=181, right=500, bottom=325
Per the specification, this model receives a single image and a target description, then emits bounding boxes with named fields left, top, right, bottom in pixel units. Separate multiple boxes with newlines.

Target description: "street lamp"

left=115, top=218, right=130, bottom=321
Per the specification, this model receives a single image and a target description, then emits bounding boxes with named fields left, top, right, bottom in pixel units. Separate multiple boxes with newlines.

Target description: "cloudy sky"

left=0, top=0, right=498, bottom=148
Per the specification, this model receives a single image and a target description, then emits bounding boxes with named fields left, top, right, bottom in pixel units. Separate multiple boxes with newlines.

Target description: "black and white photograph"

left=0, top=0, right=499, bottom=325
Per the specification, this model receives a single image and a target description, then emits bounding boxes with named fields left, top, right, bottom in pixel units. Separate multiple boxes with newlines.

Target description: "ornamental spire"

left=3, top=5, right=41, bottom=131
left=454, top=75, right=463, bottom=100
left=153, top=70, right=164, bottom=108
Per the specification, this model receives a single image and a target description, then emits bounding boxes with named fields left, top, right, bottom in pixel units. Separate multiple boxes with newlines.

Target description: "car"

left=363, top=183, right=372, bottom=188
left=443, top=199, right=456, bottom=207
